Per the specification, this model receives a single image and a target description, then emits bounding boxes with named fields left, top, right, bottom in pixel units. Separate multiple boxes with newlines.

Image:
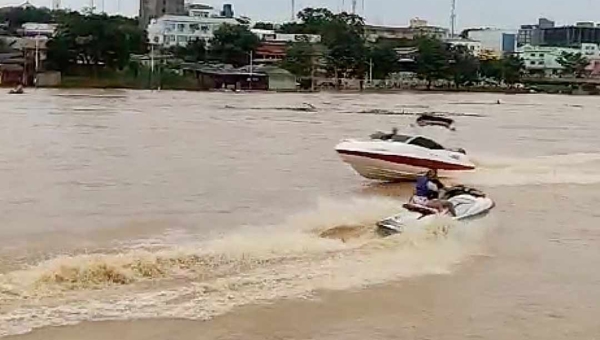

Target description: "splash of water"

left=0, top=196, right=492, bottom=337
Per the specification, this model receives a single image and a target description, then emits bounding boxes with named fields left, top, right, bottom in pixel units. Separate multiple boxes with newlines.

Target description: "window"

left=200, top=25, right=209, bottom=32
left=190, top=23, right=199, bottom=31
left=530, top=53, right=536, bottom=57
left=530, top=61, right=536, bottom=65
left=539, top=53, right=544, bottom=57
left=177, top=35, right=187, bottom=44
left=177, top=24, right=186, bottom=32
left=408, top=137, right=445, bottom=150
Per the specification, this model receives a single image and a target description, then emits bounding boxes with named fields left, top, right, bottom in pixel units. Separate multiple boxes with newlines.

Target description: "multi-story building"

left=365, top=18, right=448, bottom=43
left=147, top=14, right=241, bottom=47
left=517, top=43, right=600, bottom=76
left=517, top=18, right=555, bottom=47
left=540, top=25, right=600, bottom=47
left=139, top=0, right=185, bottom=28
left=445, top=38, right=482, bottom=56
left=147, top=3, right=248, bottom=48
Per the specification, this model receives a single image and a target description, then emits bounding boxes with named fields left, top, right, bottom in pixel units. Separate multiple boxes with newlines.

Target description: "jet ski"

left=335, top=130, right=474, bottom=181
left=376, top=185, right=495, bottom=236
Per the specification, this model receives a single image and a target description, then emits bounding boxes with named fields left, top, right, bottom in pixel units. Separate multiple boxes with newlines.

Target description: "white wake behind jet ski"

left=376, top=185, right=495, bottom=236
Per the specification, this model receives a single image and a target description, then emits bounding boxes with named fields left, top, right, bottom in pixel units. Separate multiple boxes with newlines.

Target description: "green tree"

left=415, top=37, right=449, bottom=89
left=280, top=37, right=317, bottom=78
left=46, top=11, right=147, bottom=73
left=171, top=38, right=207, bottom=62
left=556, top=52, right=589, bottom=77
left=501, top=55, right=525, bottom=85
left=367, top=42, right=401, bottom=79
left=277, top=22, right=309, bottom=34
left=479, top=58, right=503, bottom=83
left=253, top=22, right=274, bottom=30
left=448, top=45, right=479, bottom=88
left=297, top=7, right=334, bottom=34
left=0, top=6, right=53, bottom=31
left=209, top=24, right=260, bottom=66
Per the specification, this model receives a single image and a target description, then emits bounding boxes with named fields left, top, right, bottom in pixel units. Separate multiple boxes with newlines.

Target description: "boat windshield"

left=390, top=134, right=411, bottom=142
left=370, top=132, right=411, bottom=142
left=408, top=136, right=445, bottom=150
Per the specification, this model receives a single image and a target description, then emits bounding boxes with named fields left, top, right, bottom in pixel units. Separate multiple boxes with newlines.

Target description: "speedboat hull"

left=336, top=139, right=475, bottom=181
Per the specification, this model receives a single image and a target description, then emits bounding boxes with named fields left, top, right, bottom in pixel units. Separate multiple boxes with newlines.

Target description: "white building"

left=147, top=15, right=241, bottom=47
left=517, top=43, right=600, bottom=76
left=21, top=22, right=57, bottom=37
left=250, top=29, right=321, bottom=43
left=466, top=29, right=517, bottom=58
left=445, top=38, right=482, bottom=56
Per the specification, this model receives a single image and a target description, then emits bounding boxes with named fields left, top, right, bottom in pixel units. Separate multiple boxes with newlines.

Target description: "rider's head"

left=392, top=127, right=398, bottom=134
left=426, top=169, right=438, bottom=179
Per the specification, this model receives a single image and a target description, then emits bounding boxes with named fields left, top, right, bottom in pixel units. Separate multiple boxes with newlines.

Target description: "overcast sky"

left=1, top=0, right=599, bottom=29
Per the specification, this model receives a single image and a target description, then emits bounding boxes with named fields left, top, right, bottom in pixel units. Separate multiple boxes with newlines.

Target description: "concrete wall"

left=36, top=71, right=61, bottom=87
left=268, top=74, right=296, bottom=91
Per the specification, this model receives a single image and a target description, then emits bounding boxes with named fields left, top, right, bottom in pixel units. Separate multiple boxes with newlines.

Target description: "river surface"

left=1, top=89, right=599, bottom=339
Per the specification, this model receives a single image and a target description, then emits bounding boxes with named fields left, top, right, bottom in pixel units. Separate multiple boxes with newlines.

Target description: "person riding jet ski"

left=411, top=169, right=456, bottom=216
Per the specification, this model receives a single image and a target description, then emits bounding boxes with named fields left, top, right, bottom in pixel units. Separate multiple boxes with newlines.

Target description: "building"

left=251, top=29, right=321, bottom=44
left=251, top=30, right=321, bottom=64
left=365, top=18, right=448, bottom=43
left=19, top=23, right=57, bottom=37
left=466, top=29, right=517, bottom=57
left=540, top=25, right=600, bottom=47
left=445, top=38, right=482, bottom=56
left=517, top=18, right=555, bottom=47
left=185, top=3, right=214, bottom=17
left=0, top=52, right=24, bottom=85
left=517, top=43, right=600, bottom=76
left=146, top=4, right=249, bottom=48
left=147, top=14, right=240, bottom=47
left=139, top=0, right=185, bottom=28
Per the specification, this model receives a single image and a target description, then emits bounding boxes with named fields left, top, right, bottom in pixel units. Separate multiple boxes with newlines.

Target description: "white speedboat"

left=376, top=185, right=495, bottom=236
left=335, top=131, right=475, bottom=181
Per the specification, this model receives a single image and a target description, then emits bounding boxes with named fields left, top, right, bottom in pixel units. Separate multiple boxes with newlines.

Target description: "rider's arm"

left=427, top=181, right=439, bottom=192
left=431, top=178, right=445, bottom=190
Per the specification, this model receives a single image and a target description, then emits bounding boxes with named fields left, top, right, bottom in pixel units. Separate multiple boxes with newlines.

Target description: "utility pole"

left=249, top=50, right=253, bottom=91
left=150, top=43, right=154, bottom=90
left=351, top=0, right=357, bottom=13
left=291, top=0, right=295, bottom=21
left=450, top=0, right=457, bottom=37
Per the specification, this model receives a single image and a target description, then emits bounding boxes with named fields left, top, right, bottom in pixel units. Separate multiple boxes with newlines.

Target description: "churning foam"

left=459, top=152, right=600, bottom=187
left=0, top=196, right=492, bottom=337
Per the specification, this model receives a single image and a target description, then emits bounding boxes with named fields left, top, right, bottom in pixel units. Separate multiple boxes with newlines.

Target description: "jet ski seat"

left=402, top=203, right=438, bottom=216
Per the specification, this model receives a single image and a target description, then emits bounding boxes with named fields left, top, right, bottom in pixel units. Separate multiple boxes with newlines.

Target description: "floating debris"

left=224, top=103, right=317, bottom=112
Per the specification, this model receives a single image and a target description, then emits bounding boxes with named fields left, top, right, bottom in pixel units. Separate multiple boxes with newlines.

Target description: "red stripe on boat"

left=337, top=150, right=475, bottom=171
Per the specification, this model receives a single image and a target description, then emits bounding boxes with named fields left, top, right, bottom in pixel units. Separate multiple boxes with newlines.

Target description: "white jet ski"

left=376, top=185, right=495, bottom=236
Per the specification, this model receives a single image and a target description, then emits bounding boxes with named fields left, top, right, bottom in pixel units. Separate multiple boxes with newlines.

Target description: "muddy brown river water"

left=1, top=89, right=599, bottom=339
